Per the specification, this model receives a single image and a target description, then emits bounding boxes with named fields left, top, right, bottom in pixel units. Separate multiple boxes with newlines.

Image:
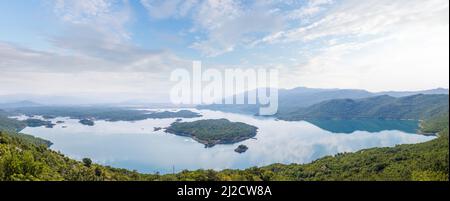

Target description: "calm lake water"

left=20, top=109, right=435, bottom=174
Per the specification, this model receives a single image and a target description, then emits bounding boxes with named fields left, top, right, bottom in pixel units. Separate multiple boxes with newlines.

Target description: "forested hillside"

left=0, top=110, right=26, bottom=132
left=278, top=94, right=449, bottom=121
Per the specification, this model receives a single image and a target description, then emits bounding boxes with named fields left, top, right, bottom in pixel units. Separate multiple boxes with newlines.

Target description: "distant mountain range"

left=373, top=88, right=449, bottom=97
left=0, top=100, right=42, bottom=108
left=277, top=94, right=449, bottom=121
left=0, top=93, right=168, bottom=106
left=198, top=87, right=449, bottom=116
left=1, top=87, right=448, bottom=121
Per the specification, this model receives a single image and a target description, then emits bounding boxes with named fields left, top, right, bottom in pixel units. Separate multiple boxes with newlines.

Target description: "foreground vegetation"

left=0, top=112, right=448, bottom=181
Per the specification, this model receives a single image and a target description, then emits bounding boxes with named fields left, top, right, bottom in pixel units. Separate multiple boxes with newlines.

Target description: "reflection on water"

left=22, top=109, right=435, bottom=174
left=306, top=119, right=419, bottom=134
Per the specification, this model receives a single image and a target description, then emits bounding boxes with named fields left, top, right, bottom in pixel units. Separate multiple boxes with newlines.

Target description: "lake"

left=20, top=109, right=435, bottom=174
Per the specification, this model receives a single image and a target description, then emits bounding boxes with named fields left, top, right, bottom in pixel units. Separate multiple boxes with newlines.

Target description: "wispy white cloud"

left=0, top=0, right=448, bottom=98
left=0, top=0, right=191, bottom=98
left=140, top=0, right=198, bottom=19
left=0, top=41, right=189, bottom=73
left=36, top=0, right=190, bottom=73
left=287, top=0, right=334, bottom=20
left=140, top=0, right=286, bottom=57
left=191, top=0, right=285, bottom=57
left=279, top=0, right=449, bottom=91
left=53, top=0, right=131, bottom=41
left=258, top=0, right=448, bottom=44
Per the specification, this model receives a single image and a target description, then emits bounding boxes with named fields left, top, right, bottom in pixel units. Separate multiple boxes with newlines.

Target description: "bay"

left=21, top=109, right=435, bottom=174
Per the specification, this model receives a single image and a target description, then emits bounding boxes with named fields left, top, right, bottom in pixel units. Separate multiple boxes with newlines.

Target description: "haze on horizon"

left=0, top=0, right=449, bottom=103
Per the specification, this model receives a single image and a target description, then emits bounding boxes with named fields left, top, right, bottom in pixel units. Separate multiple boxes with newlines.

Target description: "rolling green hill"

left=278, top=94, right=449, bottom=121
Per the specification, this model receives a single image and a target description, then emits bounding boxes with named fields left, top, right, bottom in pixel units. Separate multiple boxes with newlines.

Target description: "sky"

left=0, top=0, right=449, bottom=103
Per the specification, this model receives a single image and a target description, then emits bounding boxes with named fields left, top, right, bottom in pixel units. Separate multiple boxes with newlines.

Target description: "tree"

left=82, top=158, right=92, bottom=168
left=94, top=167, right=102, bottom=177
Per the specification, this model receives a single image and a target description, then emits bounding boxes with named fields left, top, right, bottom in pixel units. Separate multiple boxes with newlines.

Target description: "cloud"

left=0, top=0, right=191, bottom=99
left=190, top=1, right=285, bottom=57
left=258, top=0, right=449, bottom=44
left=0, top=0, right=195, bottom=99
left=0, top=71, right=173, bottom=102
left=0, top=0, right=191, bottom=73
left=1, top=0, right=448, bottom=98
left=139, top=0, right=286, bottom=57
left=287, top=0, right=334, bottom=20
left=53, top=0, right=131, bottom=41
left=0, top=41, right=190, bottom=73
left=139, top=0, right=198, bottom=19
left=279, top=0, right=449, bottom=91
left=0, top=40, right=181, bottom=100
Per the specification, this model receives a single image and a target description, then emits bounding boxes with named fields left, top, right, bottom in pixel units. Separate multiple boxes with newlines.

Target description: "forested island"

left=23, top=119, right=55, bottom=128
left=79, top=119, right=94, bottom=126
left=234, top=145, right=249, bottom=153
left=165, top=119, right=258, bottom=147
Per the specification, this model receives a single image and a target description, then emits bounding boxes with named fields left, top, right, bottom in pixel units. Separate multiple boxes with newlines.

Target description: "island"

left=10, top=107, right=202, bottom=122
left=23, top=119, right=55, bottom=128
left=146, top=110, right=202, bottom=119
left=153, top=127, right=162, bottom=131
left=165, top=119, right=258, bottom=148
left=234, top=145, right=248, bottom=153
left=42, top=115, right=55, bottom=119
left=79, top=119, right=95, bottom=126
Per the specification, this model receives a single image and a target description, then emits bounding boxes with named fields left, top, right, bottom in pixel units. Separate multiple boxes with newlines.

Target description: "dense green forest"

left=0, top=110, right=26, bottom=132
left=165, top=119, right=258, bottom=147
left=0, top=112, right=448, bottom=181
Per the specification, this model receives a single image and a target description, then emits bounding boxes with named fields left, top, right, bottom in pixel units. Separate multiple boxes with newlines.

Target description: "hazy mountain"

left=0, top=93, right=169, bottom=106
left=277, top=87, right=374, bottom=114
left=0, top=100, right=42, bottom=108
left=198, top=87, right=448, bottom=115
left=198, top=87, right=375, bottom=114
left=375, top=88, right=449, bottom=97
left=278, top=94, right=449, bottom=121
